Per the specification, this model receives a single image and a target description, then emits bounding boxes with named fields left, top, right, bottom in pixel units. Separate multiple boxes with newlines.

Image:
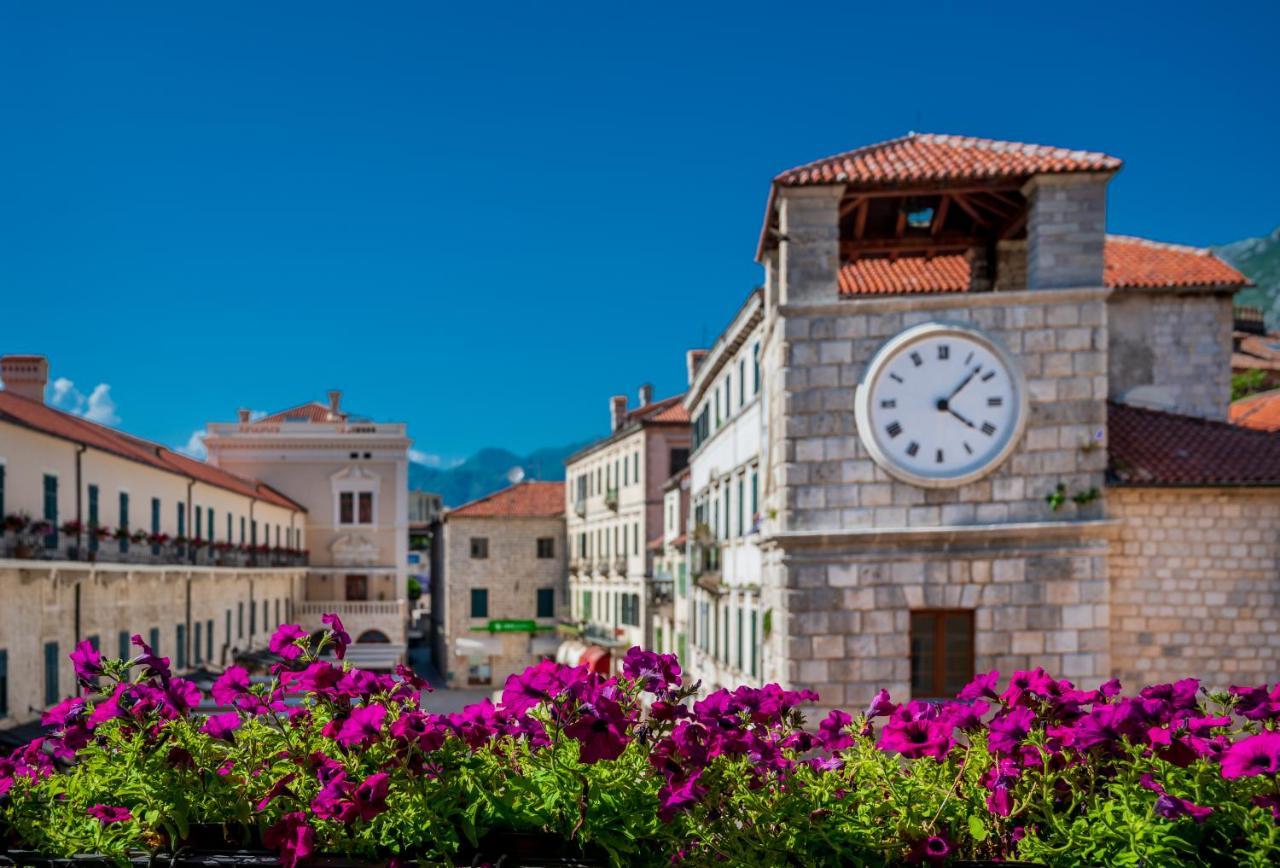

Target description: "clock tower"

left=753, top=135, right=1119, bottom=712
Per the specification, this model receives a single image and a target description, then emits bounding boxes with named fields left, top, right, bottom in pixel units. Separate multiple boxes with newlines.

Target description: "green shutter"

left=470, top=589, right=488, bottom=618
left=88, top=485, right=99, bottom=552
left=42, top=474, right=58, bottom=549
left=536, top=588, right=554, bottom=618
left=193, top=622, right=202, bottom=664
left=118, top=631, right=130, bottom=661
left=119, top=493, right=129, bottom=553
left=176, top=624, right=186, bottom=669
left=43, top=641, right=59, bottom=705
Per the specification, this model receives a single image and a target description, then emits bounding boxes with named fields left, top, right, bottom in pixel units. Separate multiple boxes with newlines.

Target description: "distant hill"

left=410, top=441, right=593, bottom=507
left=1216, top=226, right=1280, bottom=329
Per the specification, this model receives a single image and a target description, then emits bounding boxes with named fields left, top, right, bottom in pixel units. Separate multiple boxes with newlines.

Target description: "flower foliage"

left=3, top=630, right=1280, bottom=866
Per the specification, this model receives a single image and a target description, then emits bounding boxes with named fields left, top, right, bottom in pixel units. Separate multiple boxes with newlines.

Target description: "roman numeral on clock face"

left=987, top=396, right=1003, bottom=407
left=910, top=351, right=923, bottom=367
left=886, top=421, right=903, bottom=438
left=937, top=345, right=949, bottom=360
left=981, top=370, right=996, bottom=382
left=981, top=421, right=997, bottom=436
left=906, top=441, right=919, bottom=457
left=881, top=399, right=896, bottom=409
left=935, top=449, right=944, bottom=463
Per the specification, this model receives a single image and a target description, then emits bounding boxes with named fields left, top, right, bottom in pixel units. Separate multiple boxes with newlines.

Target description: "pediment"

left=330, top=533, right=380, bottom=566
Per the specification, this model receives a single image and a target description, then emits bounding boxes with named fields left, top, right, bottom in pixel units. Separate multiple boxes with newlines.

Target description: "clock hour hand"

left=948, top=408, right=976, bottom=429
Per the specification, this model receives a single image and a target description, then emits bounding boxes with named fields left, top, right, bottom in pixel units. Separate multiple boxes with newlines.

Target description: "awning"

left=455, top=635, right=503, bottom=656
left=580, top=645, right=611, bottom=675
left=555, top=640, right=588, bottom=666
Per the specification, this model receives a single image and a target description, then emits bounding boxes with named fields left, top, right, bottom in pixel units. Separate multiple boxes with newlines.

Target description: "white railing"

left=295, top=600, right=407, bottom=617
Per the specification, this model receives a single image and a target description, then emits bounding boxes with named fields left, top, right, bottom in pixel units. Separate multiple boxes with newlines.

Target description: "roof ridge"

left=772, top=132, right=921, bottom=181
left=1110, top=399, right=1280, bottom=439
left=1106, top=233, right=1216, bottom=257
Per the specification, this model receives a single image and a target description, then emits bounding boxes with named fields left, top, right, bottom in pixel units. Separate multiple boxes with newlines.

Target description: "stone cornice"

left=761, top=519, right=1115, bottom=555
left=779, top=285, right=1111, bottom=318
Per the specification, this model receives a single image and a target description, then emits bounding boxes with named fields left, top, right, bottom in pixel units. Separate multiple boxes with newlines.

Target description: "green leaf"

left=968, top=814, right=988, bottom=842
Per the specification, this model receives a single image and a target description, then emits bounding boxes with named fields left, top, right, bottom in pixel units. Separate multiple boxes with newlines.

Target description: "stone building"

left=435, top=481, right=565, bottom=688
left=562, top=386, right=690, bottom=673
left=203, top=393, right=413, bottom=669
left=0, top=355, right=306, bottom=730
left=679, top=133, right=1275, bottom=713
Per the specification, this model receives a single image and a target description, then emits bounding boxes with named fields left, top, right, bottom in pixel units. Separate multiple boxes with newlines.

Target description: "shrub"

left=3, top=621, right=1280, bottom=866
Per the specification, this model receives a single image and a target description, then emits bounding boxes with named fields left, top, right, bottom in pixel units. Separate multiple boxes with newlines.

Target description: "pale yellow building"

left=0, top=355, right=306, bottom=730
left=203, top=392, right=413, bottom=668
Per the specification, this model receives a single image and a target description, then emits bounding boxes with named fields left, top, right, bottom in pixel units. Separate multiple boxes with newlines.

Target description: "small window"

left=194, top=622, right=202, bottom=665
left=358, top=491, right=374, bottom=524
left=0, top=649, right=7, bottom=718
left=470, top=537, right=489, bottom=559
left=536, top=537, right=555, bottom=559
left=176, top=624, right=186, bottom=670
left=910, top=611, right=975, bottom=699
left=339, top=492, right=354, bottom=524
left=44, top=642, right=59, bottom=706
left=118, top=631, right=130, bottom=662
left=471, top=588, right=489, bottom=618
left=536, top=588, right=555, bottom=618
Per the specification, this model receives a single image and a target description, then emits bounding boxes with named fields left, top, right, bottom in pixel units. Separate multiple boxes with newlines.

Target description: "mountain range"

left=1216, top=226, right=1280, bottom=328
left=410, top=441, right=592, bottom=507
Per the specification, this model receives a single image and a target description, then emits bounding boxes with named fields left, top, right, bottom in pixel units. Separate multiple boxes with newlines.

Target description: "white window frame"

left=331, top=466, right=381, bottom=529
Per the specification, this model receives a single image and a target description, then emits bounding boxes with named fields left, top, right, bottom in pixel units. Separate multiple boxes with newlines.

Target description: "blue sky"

left=1, top=2, right=1276, bottom=464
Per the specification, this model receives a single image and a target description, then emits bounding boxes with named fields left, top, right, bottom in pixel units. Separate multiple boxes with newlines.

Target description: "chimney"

left=610, top=395, right=628, bottom=432
left=638, top=383, right=653, bottom=407
left=238, top=408, right=251, bottom=423
left=0, top=355, right=49, bottom=403
left=685, top=349, right=708, bottom=386
left=327, top=390, right=342, bottom=416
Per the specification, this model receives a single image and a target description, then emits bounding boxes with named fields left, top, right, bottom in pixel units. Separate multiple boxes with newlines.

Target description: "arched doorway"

left=356, top=629, right=391, bottom=644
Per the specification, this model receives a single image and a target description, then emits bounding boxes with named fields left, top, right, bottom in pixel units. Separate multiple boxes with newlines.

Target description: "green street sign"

left=469, top=619, right=558, bottom=634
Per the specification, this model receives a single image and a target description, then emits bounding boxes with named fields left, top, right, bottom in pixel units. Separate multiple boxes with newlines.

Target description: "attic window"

left=905, top=205, right=934, bottom=230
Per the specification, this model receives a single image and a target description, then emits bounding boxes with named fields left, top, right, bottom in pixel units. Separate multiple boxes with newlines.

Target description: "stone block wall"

left=1108, top=487, right=1280, bottom=687
left=1026, top=174, right=1108, bottom=290
left=772, top=289, right=1109, bottom=534
left=772, top=530, right=1110, bottom=713
left=1108, top=292, right=1234, bottom=420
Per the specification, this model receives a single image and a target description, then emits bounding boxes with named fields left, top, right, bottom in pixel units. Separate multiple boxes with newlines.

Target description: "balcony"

left=648, top=576, right=674, bottom=618
left=595, top=558, right=611, bottom=575
left=604, top=488, right=619, bottom=511
left=573, top=498, right=587, bottom=518
left=0, top=526, right=309, bottom=569
left=294, top=600, right=406, bottom=618
left=568, top=559, right=581, bottom=576
left=613, top=557, right=628, bottom=576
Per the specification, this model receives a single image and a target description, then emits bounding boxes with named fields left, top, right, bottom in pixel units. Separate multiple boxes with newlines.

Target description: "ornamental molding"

left=330, top=533, right=381, bottom=566
left=761, top=519, right=1115, bottom=556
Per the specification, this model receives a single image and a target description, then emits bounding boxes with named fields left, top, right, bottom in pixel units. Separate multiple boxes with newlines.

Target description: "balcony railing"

left=0, top=531, right=308, bottom=568
left=648, top=576, right=674, bottom=608
left=613, top=557, right=628, bottom=575
left=295, top=600, right=406, bottom=618
left=604, top=488, right=619, bottom=511
left=595, top=558, right=611, bottom=574
left=573, top=498, right=587, bottom=518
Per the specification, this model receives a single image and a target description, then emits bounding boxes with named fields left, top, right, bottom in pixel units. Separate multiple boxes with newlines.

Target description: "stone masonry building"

left=677, top=133, right=1279, bottom=715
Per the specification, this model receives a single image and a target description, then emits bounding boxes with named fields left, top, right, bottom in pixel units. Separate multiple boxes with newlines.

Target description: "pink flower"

left=212, top=666, right=252, bottom=705
left=622, top=646, right=682, bottom=693
left=878, top=716, right=953, bottom=761
left=264, top=812, right=315, bottom=868
left=42, top=696, right=86, bottom=729
left=817, top=709, right=854, bottom=751
left=88, top=804, right=132, bottom=824
left=336, top=703, right=386, bottom=748
left=1221, top=732, right=1280, bottom=779
left=657, top=771, right=705, bottom=822
left=166, top=678, right=203, bottom=714
left=910, top=835, right=952, bottom=863
left=70, top=640, right=103, bottom=688
left=130, top=633, right=171, bottom=683
left=269, top=624, right=309, bottom=661
left=958, top=670, right=1000, bottom=703
left=202, top=712, right=242, bottom=741
left=565, top=702, right=630, bottom=763
left=987, top=707, right=1036, bottom=754
left=353, top=772, right=390, bottom=821
left=322, top=613, right=351, bottom=659
left=256, top=773, right=297, bottom=811
left=866, top=689, right=899, bottom=718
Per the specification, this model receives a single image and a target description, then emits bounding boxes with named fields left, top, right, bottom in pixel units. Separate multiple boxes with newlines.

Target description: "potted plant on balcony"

left=26, top=519, right=54, bottom=557
left=59, top=519, right=84, bottom=559
left=4, top=513, right=31, bottom=558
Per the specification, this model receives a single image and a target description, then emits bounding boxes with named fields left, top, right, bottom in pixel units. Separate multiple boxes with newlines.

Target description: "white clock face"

left=855, top=323, right=1027, bottom=488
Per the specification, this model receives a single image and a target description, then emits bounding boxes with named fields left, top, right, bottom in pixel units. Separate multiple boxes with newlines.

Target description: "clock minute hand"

left=948, top=408, right=976, bottom=429
left=945, top=365, right=982, bottom=401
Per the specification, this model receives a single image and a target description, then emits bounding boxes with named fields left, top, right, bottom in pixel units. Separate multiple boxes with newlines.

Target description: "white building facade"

left=204, top=392, right=412, bottom=668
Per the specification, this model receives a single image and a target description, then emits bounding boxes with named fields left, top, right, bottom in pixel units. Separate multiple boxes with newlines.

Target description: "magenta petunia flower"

left=866, top=688, right=899, bottom=718
left=336, top=703, right=387, bottom=748
left=622, top=646, right=682, bottom=693
left=42, top=696, right=86, bottom=729
left=269, top=624, right=309, bottom=661
left=877, top=717, right=953, bottom=761
left=212, top=666, right=252, bottom=705
left=264, top=812, right=315, bottom=868
left=321, top=613, right=351, bottom=659
left=130, top=633, right=171, bottom=683
left=565, top=707, right=630, bottom=763
left=88, top=804, right=132, bottom=824
left=202, top=712, right=242, bottom=742
left=656, top=771, right=705, bottom=823
left=352, top=772, right=390, bottom=821
left=817, top=709, right=854, bottom=751
left=255, top=772, right=297, bottom=811
left=911, top=835, right=952, bottom=863
left=70, top=639, right=103, bottom=689
left=958, top=670, right=1000, bottom=703
left=987, top=706, right=1036, bottom=754
left=1221, top=731, right=1280, bottom=779
left=166, top=678, right=203, bottom=715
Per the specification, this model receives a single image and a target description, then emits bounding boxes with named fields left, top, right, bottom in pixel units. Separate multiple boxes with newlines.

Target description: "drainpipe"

left=186, top=479, right=195, bottom=560
left=185, top=479, right=195, bottom=671
left=74, top=444, right=86, bottom=644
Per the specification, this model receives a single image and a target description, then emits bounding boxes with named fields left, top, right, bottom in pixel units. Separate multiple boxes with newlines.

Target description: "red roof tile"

left=1103, top=236, right=1248, bottom=289
left=624, top=394, right=689, bottom=426
left=776, top=133, right=1122, bottom=188
left=258, top=402, right=345, bottom=423
left=1108, top=401, right=1280, bottom=486
left=837, top=237, right=1244, bottom=297
left=0, top=391, right=305, bottom=510
left=1230, top=390, right=1280, bottom=433
left=448, top=481, right=565, bottom=518
left=838, top=255, right=971, bottom=295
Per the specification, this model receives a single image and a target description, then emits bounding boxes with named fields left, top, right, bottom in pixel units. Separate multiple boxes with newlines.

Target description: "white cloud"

left=178, top=429, right=208, bottom=460
left=46, top=376, right=121, bottom=426
left=409, top=449, right=463, bottom=468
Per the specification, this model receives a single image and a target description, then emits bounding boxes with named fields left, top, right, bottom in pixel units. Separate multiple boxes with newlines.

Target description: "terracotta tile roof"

left=625, top=394, right=690, bottom=426
left=258, top=402, right=345, bottom=423
left=1237, top=334, right=1280, bottom=364
left=1103, top=236, right=1248, bottom=289
left=1108, top=401, right=1280, bottom=486
left=837, top=236, right=1245, bottom=297
left=776, top=133, right=1122, bottom=188
left=1230, top=390, right=1280, bottom=433
left=448, top=481, right=565, bottom=518
left=0, top=391, right=305, bottom=511
left=838, top=255, right=971, bottom=296
left=1234, top=352, right=1280, bottom=372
